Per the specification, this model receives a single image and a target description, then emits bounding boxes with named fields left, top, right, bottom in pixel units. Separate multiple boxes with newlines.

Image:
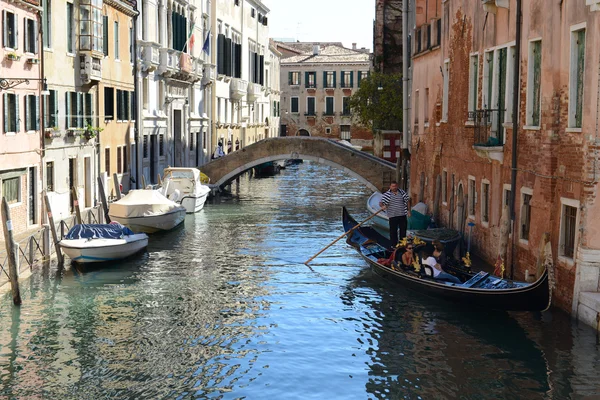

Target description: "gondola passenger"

left=401, top=244, right=415, bottom=268
left=421, top=250, right=462, bottom=284
left=432, top=240, right=448, bottom=268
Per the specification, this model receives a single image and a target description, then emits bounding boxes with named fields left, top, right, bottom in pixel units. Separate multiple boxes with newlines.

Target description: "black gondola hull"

left=342, top=207, right=550, bottom=312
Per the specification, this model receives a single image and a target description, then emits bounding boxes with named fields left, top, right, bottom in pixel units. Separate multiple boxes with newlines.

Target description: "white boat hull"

left=59, top=234, right=149, bottom=263
left=109, top=208, right=186, bottom=233
left=367, top=192, right=390, bottom=231
left=180, top=191, right=209, bottom=213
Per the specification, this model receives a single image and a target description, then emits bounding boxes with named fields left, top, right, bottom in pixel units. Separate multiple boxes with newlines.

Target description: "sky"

left=263, top=0, right=375, bottom=51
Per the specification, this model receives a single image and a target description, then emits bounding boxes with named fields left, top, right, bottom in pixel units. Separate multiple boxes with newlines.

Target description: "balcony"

left=470, top=109, right=505, bottom=163
left=140, top=42, right=160, bottom=72
left=247, top=82, right=263, bottom=102
left=202, top=63, right=216, bottom=86
left=79, top=53, right=102, bottom=84
left=192, top=57, right=204, bottom=81
left=230, top=78, right=248, bottom=100
left=587, top=0, right=600, bottom=11
left=158, top=48, right=178, bottom=77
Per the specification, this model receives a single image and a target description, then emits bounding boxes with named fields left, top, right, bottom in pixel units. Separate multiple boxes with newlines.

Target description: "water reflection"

left=0, top=162, right=599, bottom=398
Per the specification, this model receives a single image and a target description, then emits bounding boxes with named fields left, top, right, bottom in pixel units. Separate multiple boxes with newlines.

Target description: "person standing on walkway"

left=379, top=181, right=411, bottom=248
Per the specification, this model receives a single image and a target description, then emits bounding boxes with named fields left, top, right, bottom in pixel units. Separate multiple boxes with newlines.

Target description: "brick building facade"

left=276, top=41, right=373, bottom=151
left=408, top=0, right=600, bottom=327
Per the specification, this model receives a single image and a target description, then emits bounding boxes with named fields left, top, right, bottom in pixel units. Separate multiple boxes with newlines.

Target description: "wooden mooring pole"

left=43, top=193, right=64, bottom=265
left=1, top=197, right=22, bottom=305
left=113, top=173, right=122, bottom=200
left=97, top=177, right=111, bottom=223
left=71, top=187, right=82, bottom=224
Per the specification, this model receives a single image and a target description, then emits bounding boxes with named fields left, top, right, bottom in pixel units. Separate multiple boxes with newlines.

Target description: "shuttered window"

left=305, top=72, right=316, bottom=88
left=3, top=93, right=19, bottom=133
left=104, top=87, right=114, bottom=121
left=324, top=71, right=335, bottom=88
left=306, top=97, right=315, bottom=115
left=325, top=97, right=334, bottom=115
left=25, top=95, right=39, bottom=131
left=289, top=71, right=300, bottom=85
left=291, top=97, right=299, bottom=113
left=103, top=15, right=108, bottom=56
left=342, top=97, right=350, bottom=115
left=530, top=41, right=542, bottom=126
left=2, top=177, right=20, bottom=204
left=24, top=18, right=38, bottom=54
left=2, top=11, right=18, bottom=49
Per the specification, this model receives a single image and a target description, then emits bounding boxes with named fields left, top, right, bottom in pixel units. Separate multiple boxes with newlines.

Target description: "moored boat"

left=342, top=207, right=550, bottom=311
left=161, top=167, right=211, bottom=213
left=253, top=161, right=281, bottom=177
left=59, top=223, right=148, bottom=263
left=109, top=190, right=186, bottom=233
left=367, top=192, right=389, bottom=231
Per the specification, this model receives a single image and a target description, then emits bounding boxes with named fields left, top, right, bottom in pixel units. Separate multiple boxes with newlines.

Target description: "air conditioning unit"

left=79, top=53, right=102, bottom=84
left=482, top=0, right=509, bottom=14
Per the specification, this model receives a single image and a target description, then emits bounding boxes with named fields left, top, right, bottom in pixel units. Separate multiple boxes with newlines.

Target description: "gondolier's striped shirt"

left=380, top=189, right=410, bottom=218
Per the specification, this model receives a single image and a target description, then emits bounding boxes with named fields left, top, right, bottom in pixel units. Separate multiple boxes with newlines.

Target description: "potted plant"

left=83, top=122, right=103, bottom=140
left=26, top=57, right=39, bottom=64
left=6, top=52, right=20, bottom=61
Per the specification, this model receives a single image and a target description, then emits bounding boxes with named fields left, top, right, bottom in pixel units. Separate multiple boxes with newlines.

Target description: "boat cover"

left=109, top=190, right=182, bottom=218
left=65, top=223, right=134, bottom=240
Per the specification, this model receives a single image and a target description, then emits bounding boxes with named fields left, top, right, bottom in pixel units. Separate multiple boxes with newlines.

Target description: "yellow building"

left=99, top=0, right=136, bottom=196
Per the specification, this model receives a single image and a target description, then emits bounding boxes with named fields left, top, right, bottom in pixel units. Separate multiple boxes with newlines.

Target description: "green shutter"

left=3, top=94, right=7, bottom=133
left=85, top=93, right=92, bottom=125
left=576, top=29, right=585, bottom=128
left=288, top=71, right=292, bottom=85
left=50, top=90, right=57, bottom=127
left=35, top=95, right=40, bottom=131
left=357, top=71, right=362, bottom=86
left=77, top=92, right=83, bottom=127
left=15, top=95, right=20, bottom=132
left=323, top=71, right=327, bottom=88
left=340, top=71, right=345, bottom=88
left=305, top=72, right=309, bottom=88
left=65, top=92, right=71, bottom=128
left=25, top=96, right=30, bottom=131
left=103, top=15, right=108, bottom=56
left=333, top=71, right=337, bottom=88
left=350, top=71, right=354, bottom=88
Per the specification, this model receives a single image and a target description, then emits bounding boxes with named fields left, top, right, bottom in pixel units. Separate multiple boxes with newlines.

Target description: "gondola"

left=342, top=207, right=550, bottom=311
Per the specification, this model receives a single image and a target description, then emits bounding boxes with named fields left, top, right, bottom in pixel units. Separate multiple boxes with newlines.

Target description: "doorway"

left=297, top=129, right=310, bottom=136
left=173, top=109, right=182, bottom=167
left=150, top=134, right=157, bottom=184
left=84, top=157, right=92, bottom=208
left=69, top=158, right=77, bottom=213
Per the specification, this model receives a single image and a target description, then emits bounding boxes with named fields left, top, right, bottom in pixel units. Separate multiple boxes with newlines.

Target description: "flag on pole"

left=183, top=19, right=196, bottom=52
left=202, top=29, right=211, bottom=55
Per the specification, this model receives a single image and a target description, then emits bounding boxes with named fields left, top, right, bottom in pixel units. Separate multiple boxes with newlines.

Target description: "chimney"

left=312, top=44, right=320, bottom=55
left=352, top=43, right=357, bottom=50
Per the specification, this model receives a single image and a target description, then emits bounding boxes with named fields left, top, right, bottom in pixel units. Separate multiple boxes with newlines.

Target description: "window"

left=341, top=125, right=351, bottom=140
left=104, top=87, right=114, bottom=120
left=104, top=148, right=110, bottom=175
left=414, top=90, right=420, bottom=125
left=468, top=178, right=476, bottom=216
left=324, top=71, right=335, bottom=88
left=325, top=97, right=334, bottom=115
left=483, top=51, right=494, bottom=109
left=66, top=3, right=74, bottom=53
left=46, top=161, right=54, bottom=192
left=503, top=186, right=512, bottom=208
left=25, top=95, right=39, bottom=131
left=424, top=88, right=429, bottom=124
left=2, top=11, right=18, bottom=49
left=569, top=28, right=586, bottom=128
left=129, top=26, right=134, bottom=63
left=65, top=92, right=91, bottom=128
left=117, top=147, right=122, bottom=174
left=357, top=71, right=369, bottom=87
left=525, top=41, right=542, bottom=127
left=114, top=21, right=119, bottom=59
left=442, top=60, right=449, bottom=121
left=43, top=0, right=52, bottom=48
left=3, top=93, right=19, bottom=133
left=189, top=131, right=194, bottom=150
left=561, top=202, right=578, bottom=258
left=2, top=177, right=20, bottom=204
left=521, top=192, right=532, bottom=241
left=79, top=0, right=102, bottom=52
left=341, top=71, right=353, bottom=88
left=289, top=71, right=300, bottom=85
left=102, top=15, right=108, bottom=56
left=442, top=170, right=447, bottom=203
left=24, top=18, right=38, bottom=54
left=143, top=135, right=148, bottom=158
left=305, top=72, right=317, bottom=88
left=159, top=134, right=164, bottom=156
left=291, top=97, right=299, bottom=113
left=45, top=90, right=58, bottom=128
left=468, top=54, right=479, bottom=115
left=306, top=97, right=315, bottom=115
left=171, top=10, right=188, bottom=52
left=325, top=127, right=331, bottom=134
left=116, top=90, right=130, bottom=120
left=481, top=182, right=490, bottom=223
left=342, top=97, right=350, bottom=115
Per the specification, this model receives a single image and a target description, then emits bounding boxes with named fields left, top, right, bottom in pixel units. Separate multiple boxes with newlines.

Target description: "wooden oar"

left=304, top=208, right=384, bottom=266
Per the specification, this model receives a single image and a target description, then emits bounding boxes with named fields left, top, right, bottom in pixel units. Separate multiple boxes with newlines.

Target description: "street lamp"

left=0, top=77, right=49, bottom=95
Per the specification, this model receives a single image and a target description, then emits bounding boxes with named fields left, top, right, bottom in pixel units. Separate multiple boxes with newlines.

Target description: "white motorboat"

left=59, top=223, right=148, bottom=263
left=109, top=189, right=186, bottom=233
left=367, top=191, right=390, bottom=231
left=161, top=167, right=211, bottom=213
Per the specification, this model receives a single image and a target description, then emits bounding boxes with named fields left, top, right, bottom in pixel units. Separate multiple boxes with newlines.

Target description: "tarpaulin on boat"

left=109, top=189, right=182, bottom=218
left=65, top=223, right=135, bottom=240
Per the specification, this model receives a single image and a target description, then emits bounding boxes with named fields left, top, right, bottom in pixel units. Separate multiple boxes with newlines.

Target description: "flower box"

left=26, top=58, right=39, bottom=64
left=44, top=130, right=61, bottom=139
left=6, top=53, right=20, bottom=61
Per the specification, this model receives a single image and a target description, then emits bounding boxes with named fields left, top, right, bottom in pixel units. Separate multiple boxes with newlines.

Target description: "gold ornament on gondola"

left=413, top=256, right=421, bottom=273
left=462, top=252, right=472, bottom=267
left=413, top=237, right=425, bottom=247
left=396, top=237, right=409, bottom=248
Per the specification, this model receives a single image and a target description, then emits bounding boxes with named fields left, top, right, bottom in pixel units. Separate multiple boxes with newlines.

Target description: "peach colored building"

left=408, top=0, right=600, bottom=328
left=1, top=0, right=43, bottom=233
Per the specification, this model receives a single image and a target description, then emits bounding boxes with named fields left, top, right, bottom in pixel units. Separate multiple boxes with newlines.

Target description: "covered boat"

left=108, top=190, right=186, bottom=233
left=59, top=223, right=148, bottom=263
left=342, top=207, right=550, bottom=311
left=161, top=167, right=211, bottom=213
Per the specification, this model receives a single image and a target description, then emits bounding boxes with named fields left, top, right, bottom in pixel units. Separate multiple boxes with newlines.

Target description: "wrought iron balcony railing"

left=469, top=109, right=505, bottom=147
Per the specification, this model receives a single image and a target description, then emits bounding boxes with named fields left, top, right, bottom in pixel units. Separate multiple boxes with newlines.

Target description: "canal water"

left=1, top=162, right=600, bottom=399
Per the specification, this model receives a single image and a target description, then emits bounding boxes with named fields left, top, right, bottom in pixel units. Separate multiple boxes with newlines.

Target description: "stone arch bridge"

left=200, top=137, right=396, bottom=192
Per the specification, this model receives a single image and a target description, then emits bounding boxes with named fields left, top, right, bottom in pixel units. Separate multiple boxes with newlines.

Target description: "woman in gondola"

left=401, top=243, right=415, bottom=267
left=432, top=240, right=448, bottom=268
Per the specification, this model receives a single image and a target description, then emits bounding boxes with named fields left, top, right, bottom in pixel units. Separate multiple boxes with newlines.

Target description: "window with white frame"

left=569, top=27, right=586, bottom=129
left=3, top=93, right=19, bottom=133
left=340, top=125, right=351, bottom=140
left=114, top=21, right=119, bottom=59
left=66, top=3, right=74, bottom=53
left=468, top=54, right=479, bottom=116
left=481, top=181, right=490, bottom=223
left=289, top=71, right=300, bottom=85
left=341, top=71, right=353, bottom=88
left=24, top=18, right=38, bottom=54
left=520, top=190, right=532, bottom=241
left=2, top=11, right=18, bottom=49
left=325, top=97, right=334, bottom=115
left=306, top=97, right=315, bottom=115
left=324, top=71, right=335, bottom=88
left=468, top=177, right=476, bottom=216
left=25, top=95, right=39, bottom=131
left=526, top=40, right=542, bottom=127
left=79, top=0, right=102, bottom=52
left=342, top=96, right=350, bottom=115
left=46, top=161, right=54, bottom=192
left=442, top=170, right=447, bottom=203
left=442, top=60, right=449, bottom=121
left=43, top=0, right=52, bottom=48
left=560, top=199, right=579, bottom=259
left=290, top=97, right=299, bottom=113
left=2, top=176, right=21, bottom=204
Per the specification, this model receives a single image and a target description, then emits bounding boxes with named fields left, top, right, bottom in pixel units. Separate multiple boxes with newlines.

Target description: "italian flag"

left=185, top=20, right=195, bottom=51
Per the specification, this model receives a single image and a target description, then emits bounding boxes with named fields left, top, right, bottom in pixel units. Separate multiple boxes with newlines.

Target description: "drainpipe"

left=133, top=5, right=141, bottom=189
left=509, top=0, right=522, bottom=280
left=38, top=9, right=45, bottom=158
left=400, top=0, right=410, bottom=188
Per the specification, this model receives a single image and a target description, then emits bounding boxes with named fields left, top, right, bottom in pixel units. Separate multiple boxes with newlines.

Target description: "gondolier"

left=379, top=181, right=411, bottom=248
